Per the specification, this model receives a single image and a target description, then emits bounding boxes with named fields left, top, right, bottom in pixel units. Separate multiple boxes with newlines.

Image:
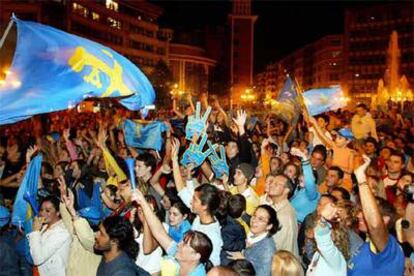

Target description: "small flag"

left=11, top=154, right=42, bottom=231
left=303, top=86, right=347, bottom=116
left=123, top=120, right=167, bottom=151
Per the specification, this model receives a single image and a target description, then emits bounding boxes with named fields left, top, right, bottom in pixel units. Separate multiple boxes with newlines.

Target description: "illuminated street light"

left=241, top=88, right=256, bottom=103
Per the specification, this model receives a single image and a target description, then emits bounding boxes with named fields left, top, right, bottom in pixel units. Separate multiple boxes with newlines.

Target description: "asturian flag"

left=271, top=76, right=301, bottom=123
left=123, top=119, right=167, bottom=151
left=0, top=16, right=155, bottom=125
left=303, top=86, right=347, bottom=116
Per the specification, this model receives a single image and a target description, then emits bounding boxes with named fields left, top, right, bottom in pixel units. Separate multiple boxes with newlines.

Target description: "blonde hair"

left=271, top=250, right=304, bottom=276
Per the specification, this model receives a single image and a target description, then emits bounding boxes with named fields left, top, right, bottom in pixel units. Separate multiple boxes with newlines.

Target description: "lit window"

left=72, top=3, right=89, bottom=18
left=106, top=0, right=118, bottom=12
left=108, top=17, right=121, bottom=29
left=92, top=12, right=100, bottom=21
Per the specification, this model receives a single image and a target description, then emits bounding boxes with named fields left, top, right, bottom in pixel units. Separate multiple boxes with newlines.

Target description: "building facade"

left=1, top=0, right=221, bottom=100
left=344, top=3, right=414, bottom=100
left=228, top=0, right=257, bottom=106
left=1, top=0, right=174, bottom=75
left=168, top=43, right=216, bottom=96
left=256, top=34, right=344, bottom=101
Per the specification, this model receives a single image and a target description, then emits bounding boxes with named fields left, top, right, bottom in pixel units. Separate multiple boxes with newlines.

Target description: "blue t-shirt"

left=348, top=234, right=404, bottom=276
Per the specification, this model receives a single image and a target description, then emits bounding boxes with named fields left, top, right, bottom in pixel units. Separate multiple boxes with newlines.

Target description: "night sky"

left=153, top=0, right=403, bottom=73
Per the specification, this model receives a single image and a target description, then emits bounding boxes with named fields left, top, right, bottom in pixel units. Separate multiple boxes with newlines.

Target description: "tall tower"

left=228, top=0, right=257, bottom=107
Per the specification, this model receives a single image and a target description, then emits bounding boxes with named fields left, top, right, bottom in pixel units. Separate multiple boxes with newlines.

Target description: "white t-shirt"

left=191, top=216, right=223, bottom=266
left=135, top=223, right=168, bottom=274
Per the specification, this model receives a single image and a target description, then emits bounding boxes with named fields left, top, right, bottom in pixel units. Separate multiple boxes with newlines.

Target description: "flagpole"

left=0, top=19, right=14, bottom=50
left=292, top=75, right=310, bottom=116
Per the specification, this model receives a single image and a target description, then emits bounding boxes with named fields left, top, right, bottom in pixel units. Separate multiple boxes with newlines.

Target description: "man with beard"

left=94, top=216, right=149, bottom=276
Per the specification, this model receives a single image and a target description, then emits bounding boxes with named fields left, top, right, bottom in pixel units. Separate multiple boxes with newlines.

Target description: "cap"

left=0, top=205, right=10, bottom=228
left=337, top=128, right=354, bottom=140
left=236, top=163, right=255, bottom=183
left=78, top=207, right=102, bottom=225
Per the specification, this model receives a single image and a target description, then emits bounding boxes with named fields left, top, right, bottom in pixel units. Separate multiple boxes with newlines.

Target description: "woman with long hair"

left=306, top=201, right=349, bottom=276
left=227, top=205, right=279, bottom=276
left=272, top=250, right=304, bottom=276
left=27, top=196, right=71, bottom=276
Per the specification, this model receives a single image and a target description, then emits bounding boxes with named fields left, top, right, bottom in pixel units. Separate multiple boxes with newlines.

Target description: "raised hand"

left=354, top=154, right=371, bottom=184
left=95, top=128, right=108, bottom=148
left=63, top=128, right=70, bottom=141
left=233, top=110, right=247, bottom=128
left=26, top=145, right=38, bottom=163
left=290, top=147, right=309, bottom=161
left=171, top=138, right=180, bottom=161
left=207, top=142, right=229, bottom=178
left=181, top=133, right=216, bottom=168
left=131, top=189, right=146, bottom=205
left=185, top=101, right=211, bottom=140
left=232, top=110, right=247, bottom=136
left=320, top=202, right=338, bottom=222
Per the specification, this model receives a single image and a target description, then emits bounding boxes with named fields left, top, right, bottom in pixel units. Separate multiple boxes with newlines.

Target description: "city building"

left=168, top=43, right=216, bottom=96
left=256, top=34, right=344, bottom=101
left=66, top=0, right=174, bottom=75
left=228, top=0, right=257, bottom=106
left=343, top=3, right=414, bottom=100
left=1, top=0, right=221, bottom=100
left=1, top=0, right=174, bottom=75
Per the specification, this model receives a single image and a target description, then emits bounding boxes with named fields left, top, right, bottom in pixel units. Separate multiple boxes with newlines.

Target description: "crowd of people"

left=0, top=94, right=413, bottom=276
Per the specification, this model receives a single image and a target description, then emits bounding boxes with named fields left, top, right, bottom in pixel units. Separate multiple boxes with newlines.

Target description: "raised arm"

left=149, top=164, right=169, bottom=196
left=316, top=203, right=345, bottom=268
left=63, top=128, right=78, bottom=161
left=306, top=113, right=335, bottom=150
left=355, top=155, right=388, bottom=251
left=291, top=148, right=318, bottom=200
left=186, top=93, right=195, bottom=114
left=96, top=129, right=127, bottom=183
left=131, top=190, right=173, bottom=252
left=171, top=138, right=185, bottom=192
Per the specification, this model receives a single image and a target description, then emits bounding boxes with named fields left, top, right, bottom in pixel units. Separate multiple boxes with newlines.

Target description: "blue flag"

left=272, top=76, right=300, bottom=123
left=303, top=86, right=346, bottom=116
left=0, top=17, right=155, bottom=125
left=277, top=76, right=299, bottom=102
left=11, top=154, right=42, bottom=232
left=123, top=120, right=167, bottom=151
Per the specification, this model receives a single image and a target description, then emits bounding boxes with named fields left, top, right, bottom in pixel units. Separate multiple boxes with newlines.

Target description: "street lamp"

left=241, top=88, right=256, bottom=103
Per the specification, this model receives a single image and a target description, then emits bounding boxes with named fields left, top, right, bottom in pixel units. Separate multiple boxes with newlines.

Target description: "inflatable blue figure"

left=185, top=102, right=211, bottom=140
left=207, top=142, right=229, bottom=178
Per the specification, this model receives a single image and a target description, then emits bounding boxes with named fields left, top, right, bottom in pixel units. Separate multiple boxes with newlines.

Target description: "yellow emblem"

left=68, top=47, right=132, bottom=97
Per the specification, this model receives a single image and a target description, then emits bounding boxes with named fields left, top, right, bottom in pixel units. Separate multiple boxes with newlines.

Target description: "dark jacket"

left=220, top=216, right=246, bottom=265
left=0, top=241, right=20, bottom=276
left=228, top=133, right=252, bottom=184
left=97, top=251, right=150, bottom=276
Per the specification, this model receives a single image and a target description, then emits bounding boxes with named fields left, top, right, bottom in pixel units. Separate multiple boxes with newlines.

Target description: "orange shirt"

left=255, top=151, right=271, bottom=196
